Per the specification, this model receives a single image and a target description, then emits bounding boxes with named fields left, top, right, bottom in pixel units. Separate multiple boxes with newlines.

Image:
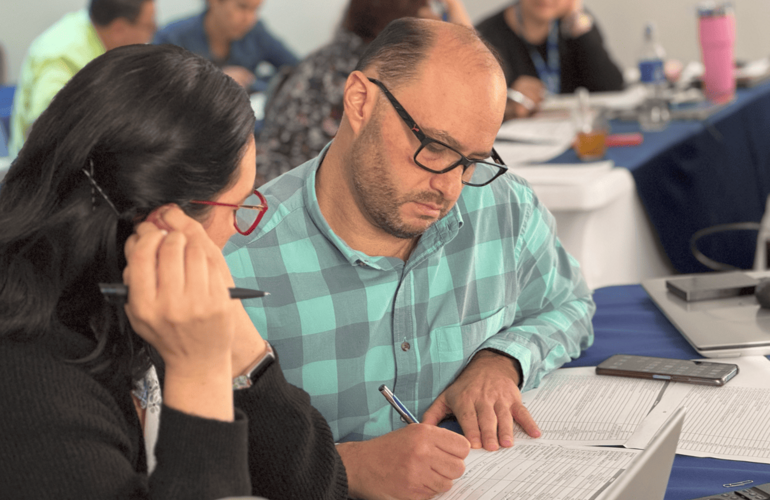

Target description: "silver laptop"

left=596, top=407, right=685, bottom=500
left=642, top=271, right=770, bottom=358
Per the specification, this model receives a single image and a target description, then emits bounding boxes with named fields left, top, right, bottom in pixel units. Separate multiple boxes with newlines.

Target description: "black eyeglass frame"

left=367, top=77, right=508, bottom=187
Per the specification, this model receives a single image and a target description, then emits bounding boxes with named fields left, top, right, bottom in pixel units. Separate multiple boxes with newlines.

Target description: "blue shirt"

left=224, top=144, right=596, bottom=442
left=153, top=13, right=298, bottom=92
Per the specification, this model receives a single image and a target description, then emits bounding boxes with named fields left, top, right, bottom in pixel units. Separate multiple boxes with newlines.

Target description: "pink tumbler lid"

left=698, top=1, right=733, bottom=17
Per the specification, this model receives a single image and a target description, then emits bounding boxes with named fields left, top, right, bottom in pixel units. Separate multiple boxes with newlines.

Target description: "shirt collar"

left=303, top=142, right=464, bottom=270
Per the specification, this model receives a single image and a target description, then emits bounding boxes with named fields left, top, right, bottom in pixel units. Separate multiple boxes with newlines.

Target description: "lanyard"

left=515, top=3, right=561, bottom=94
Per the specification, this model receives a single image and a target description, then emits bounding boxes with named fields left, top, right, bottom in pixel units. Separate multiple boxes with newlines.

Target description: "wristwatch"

left=233, top=340, right=275, bottom=390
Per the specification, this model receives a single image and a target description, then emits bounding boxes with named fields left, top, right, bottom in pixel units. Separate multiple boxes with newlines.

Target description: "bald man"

left=226, top=17, right=595, bottom=499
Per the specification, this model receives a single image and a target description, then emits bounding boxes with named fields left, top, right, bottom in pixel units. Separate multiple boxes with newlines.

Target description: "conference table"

left=548, top=81, right=770, bottom=276
left=567, top=284, right=770, bottom=500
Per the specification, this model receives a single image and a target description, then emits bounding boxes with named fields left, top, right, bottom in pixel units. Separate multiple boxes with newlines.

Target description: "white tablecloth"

left=508, top=161, right=675, bottom=290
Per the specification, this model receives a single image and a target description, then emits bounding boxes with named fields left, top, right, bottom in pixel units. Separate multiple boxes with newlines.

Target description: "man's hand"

left=422, top=350, right=541, bottom=451
left=337, top=424, right=470, bottom=500
left=223, top=65, right=256, bottom=89
left=505, top=76, right=545, bottom=120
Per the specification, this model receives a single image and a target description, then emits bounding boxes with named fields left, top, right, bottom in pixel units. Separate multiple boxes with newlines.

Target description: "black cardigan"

left=476, top=9, right=625, bottom=94
left=0, top=326, right=348, bottom=499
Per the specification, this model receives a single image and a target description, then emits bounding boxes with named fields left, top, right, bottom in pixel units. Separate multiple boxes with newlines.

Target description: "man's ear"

left=343, top=71, right=377, bottom=135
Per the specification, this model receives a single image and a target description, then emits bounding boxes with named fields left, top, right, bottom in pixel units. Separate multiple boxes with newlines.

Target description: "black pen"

left=379, top=384, right=418, bottom=424
left=98, top=283, right=269, bottom=300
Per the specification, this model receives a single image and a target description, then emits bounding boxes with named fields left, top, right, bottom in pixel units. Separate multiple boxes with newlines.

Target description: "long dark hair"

left=0, top=44, right=255, bottom=382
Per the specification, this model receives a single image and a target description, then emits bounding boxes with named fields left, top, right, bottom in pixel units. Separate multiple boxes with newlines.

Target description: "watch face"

left=233, top=374, right=252, bottom=390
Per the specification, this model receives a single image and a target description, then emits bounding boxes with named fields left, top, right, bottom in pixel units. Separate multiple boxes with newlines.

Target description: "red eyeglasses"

left=190, top=189, right=268, bottom=236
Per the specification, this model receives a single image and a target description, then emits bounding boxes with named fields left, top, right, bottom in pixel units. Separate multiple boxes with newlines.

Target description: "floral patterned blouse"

left=256, top=28, right=368, bottom=183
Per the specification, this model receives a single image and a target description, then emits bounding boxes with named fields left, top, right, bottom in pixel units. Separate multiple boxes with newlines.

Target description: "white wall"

left=2, top=0, right=769, bottom=84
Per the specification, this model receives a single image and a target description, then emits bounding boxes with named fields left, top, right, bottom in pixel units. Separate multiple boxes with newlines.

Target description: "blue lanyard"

left=516, top=4, right=561, bottom=94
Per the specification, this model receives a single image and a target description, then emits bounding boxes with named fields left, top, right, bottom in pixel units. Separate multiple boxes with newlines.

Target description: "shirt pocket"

left=431, top=308, right=508, bottom=382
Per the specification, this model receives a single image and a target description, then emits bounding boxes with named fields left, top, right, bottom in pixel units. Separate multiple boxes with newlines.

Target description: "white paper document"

left=539, top=85, right=648, bottom=113
left=435, top=443, right=640, bottom=500
left=517, top=367, right=668, bottom=445
left=626, top=356, right=770, bottom=464
left=495, top=116, right=575, bottom=165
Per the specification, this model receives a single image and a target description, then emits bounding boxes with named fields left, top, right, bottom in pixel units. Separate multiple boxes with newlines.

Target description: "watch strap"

left=233, top=340, right=275, bottom=390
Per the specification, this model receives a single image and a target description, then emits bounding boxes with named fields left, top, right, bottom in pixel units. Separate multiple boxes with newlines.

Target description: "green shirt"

left=10, top=10, right=105, bottom=156
left=224, top=144, right=595, bottom=442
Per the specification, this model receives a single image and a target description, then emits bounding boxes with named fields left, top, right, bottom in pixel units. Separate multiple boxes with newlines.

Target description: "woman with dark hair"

left=0, top=43, right=347, bottom=500
left=476, top=0, right=624, bottom=119
left=254, top=0, right=471, bottom=183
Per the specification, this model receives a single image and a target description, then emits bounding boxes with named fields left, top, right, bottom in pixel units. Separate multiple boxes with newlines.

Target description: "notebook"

left=642, top=272, right=770, bottom=358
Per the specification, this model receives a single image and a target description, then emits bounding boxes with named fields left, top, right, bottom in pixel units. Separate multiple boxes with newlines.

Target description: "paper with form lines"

left=515, top=366, right=668, bottom=445
left=494, top=116, right=575, bottom=165
left=434, top=443, right=640, bottom=500
left=625, top=356, right=770, bottom=464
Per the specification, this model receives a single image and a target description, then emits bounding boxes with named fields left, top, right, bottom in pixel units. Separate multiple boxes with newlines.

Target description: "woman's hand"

left=505, top=76, right=545, bottom=120
left=123, top=205, right=238, bottom=421
left=561, top=0, right=583, bottom=18
left=442, top=0, right=473, bottom=27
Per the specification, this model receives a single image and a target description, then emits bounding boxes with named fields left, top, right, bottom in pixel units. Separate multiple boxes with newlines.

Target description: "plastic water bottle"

left=637, top=23, right=671, bottom=131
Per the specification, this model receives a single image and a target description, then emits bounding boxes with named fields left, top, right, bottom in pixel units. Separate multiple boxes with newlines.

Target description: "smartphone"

left=596, top=354, right=739, bottom=386
left=665, top=272, right=758, bottom=302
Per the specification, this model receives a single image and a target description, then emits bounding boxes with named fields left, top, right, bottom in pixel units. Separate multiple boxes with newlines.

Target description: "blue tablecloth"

left=551, top=82, right=770, bottom=274
left=567, top=285, right=770, bottom=500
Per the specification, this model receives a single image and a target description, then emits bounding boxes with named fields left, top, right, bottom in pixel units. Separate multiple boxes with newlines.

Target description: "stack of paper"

left=495, top=116, right=575, bottom=165
left=437, top=356, right=770, bottom=499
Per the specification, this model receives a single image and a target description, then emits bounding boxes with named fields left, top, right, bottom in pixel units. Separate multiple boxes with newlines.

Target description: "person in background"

left=0, top=44, right=347, bottom=499
left=476, top=0, right=623, bottom=120
left=154, top=0, right=297, bottom=93
left=254, top=0, right=471, bottom=183
left=9, top=0, right=156, bottom=157
left=226, top=18, right=594, bottom=499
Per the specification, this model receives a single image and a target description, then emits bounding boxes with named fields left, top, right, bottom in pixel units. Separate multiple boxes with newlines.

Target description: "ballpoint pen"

left=379, top=384, right=418, bottom=424
left=98, top=283, right=269, bottom=301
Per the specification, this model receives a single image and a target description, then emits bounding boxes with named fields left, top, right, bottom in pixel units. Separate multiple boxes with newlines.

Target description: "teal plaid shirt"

left=224, top=144, right=595, bottom=442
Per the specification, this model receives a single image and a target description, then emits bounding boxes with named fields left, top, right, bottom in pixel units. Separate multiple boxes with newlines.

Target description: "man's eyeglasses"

left=367, top=77, right=508, bottom=187
left=190, top=189, right=268, bottom=236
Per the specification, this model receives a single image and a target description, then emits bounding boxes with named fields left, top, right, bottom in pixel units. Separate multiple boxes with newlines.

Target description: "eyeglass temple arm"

left=367, top=78, right=428, bottom=142
left=491, top=148, right=507, bottom=167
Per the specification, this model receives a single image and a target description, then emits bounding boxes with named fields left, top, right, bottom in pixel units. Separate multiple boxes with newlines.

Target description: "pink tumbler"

left=698, top=3, right=735, bottom=104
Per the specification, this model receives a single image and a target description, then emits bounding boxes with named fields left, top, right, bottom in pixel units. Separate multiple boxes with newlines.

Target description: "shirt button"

left=401, top=341, right=411, bottom=351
